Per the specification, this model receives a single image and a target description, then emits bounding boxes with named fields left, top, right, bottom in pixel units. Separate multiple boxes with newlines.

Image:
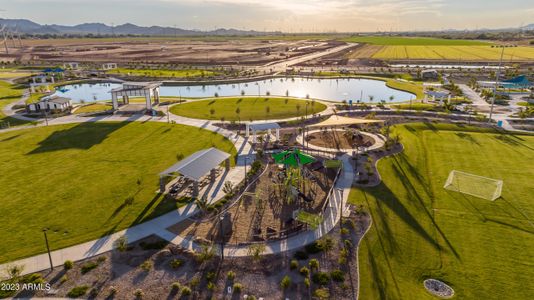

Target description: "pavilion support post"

left=111, top=93, right=119, bottom=110
left=211, top=169, right=216, bottom=181
left=253, top=130, right=257, bottom=143
left=276, top=128, right=280, bottom=141
left=145, top=93, right=152, bottom=111
left=245, top=124, right=250, bottom=137
left=225, top=158, right=230, bottom=171
left=193, top=181, right=199, bottom=197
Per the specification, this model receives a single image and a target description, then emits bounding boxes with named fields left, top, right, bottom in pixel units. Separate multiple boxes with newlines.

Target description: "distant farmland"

left=372, top=45, right=534, bottom=61
left=342, top=36, right=490, bottom=45
left=343, top=36, right=534, bottom=61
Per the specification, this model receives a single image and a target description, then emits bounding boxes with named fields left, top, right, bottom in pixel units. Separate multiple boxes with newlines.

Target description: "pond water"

left=52, top=77, right=415, bottom=104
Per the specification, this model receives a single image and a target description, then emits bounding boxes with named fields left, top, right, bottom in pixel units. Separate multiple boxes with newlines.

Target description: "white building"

left=102, top=63, right=118, bottom=70
left=27, top=96, right=72, bottom=114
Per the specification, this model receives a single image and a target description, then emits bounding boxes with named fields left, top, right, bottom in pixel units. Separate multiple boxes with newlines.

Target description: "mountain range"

left=0, top=18, right=532, bottom=36
left=0, top=18, right=278, bottom=36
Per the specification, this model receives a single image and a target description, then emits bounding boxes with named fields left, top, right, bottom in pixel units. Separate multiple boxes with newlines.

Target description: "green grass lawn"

left=169, top=97, right=327, bottom=121
left=349, top=123, right=534, bottom=299
left=0, top=122, right=236, bottom=263
left=341, top=36, right=490, bottom=45
left=0, top=81, right=36, bottom=126
left=107, top=68, right=217, bottom=78
left=73, top=103, right=113, bottom=114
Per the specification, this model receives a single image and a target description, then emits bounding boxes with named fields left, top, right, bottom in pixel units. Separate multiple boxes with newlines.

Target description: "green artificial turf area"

left=0, top=122, right=236, bottom=263
left=341, top=36, right=490, bottom=45
left=169, top=97, right=327, bottom=121
left=349, top=123, right=534, bottom=299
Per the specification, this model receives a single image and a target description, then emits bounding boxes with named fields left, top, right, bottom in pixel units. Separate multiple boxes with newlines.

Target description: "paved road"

left=260, top=43, right=357, bottom=72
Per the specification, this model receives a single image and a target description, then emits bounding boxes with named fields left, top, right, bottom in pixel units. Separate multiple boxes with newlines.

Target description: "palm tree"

left=235, top=107, right=241, bottom=119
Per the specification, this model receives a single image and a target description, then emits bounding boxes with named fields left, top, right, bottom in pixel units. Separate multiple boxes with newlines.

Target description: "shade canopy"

left=272, top=149, right=316, bottom=167
left=160, top=147, right=231, bottom=181
left=249, top=122, right=280, bottom=131
left=309, top=115, right=384, bottom=128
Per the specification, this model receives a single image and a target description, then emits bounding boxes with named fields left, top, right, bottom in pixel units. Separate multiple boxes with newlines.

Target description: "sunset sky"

left=1, top=0, right=532, bottom=32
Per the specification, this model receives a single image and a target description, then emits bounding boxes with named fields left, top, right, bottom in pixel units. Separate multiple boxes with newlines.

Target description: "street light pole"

left=219, top=215, right=225, bottom=261
left=244, top=155, right=248, bottom=186
left=489, top=46, right=505, bottom=123
left=42, top=228, right=53, bottom=270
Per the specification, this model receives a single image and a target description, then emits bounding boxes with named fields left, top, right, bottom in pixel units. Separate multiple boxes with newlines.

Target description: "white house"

left=102, top=63, right=118, bottom=70
left=27, top=96, right=72, bottom=114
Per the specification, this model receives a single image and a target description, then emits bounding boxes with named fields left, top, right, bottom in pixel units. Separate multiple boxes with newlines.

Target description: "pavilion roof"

left=159, top=147, right=231, bottom=181
left=309, top=115, right=384, bottom=128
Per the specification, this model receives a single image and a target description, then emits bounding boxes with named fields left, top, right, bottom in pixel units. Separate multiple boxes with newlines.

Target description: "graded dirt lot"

left=1, top=38, right=335, bottom=65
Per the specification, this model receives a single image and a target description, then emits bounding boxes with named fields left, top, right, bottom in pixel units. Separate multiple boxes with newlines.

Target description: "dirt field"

left=0, top=38, right=335, bottom=65
left=307, top=130, right=376, bottom=150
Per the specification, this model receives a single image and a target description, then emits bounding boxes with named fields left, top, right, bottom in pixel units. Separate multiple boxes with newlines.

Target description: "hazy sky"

left=1, top=0, right=532, bottom=32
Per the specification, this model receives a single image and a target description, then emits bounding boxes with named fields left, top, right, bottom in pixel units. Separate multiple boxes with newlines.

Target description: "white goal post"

left=443, top=170, right=503, bottom=201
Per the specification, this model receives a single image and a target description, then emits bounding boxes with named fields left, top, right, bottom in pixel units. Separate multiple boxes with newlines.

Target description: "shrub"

left=316, top=237, right=334, bottom=253
left=290, top=259, right=299, bottom=270
left=114, top=235, right=128, bottom=252
left=190, top=276, right=200, bottom=288
left=344, top=239, right=353, bottom=249
left=233, top=282, right=243, bottom=293
left=312, top=272, right=330, bottom=285
left=299, top=266, right=310, bottom=277
left=206, top=271, right=216, bottom=282
left=309, top=258, right=319, bottom=271
left=5, top=265, right=24, bottom=279
left=169, top=258, right=184, bottom=269
left=207, top=281, right=216, bottom=291
left=227, top=271, right=236, bottom=280
left=331, top=269, right=345, bottom=282
left=293, top=250, right=309, bottom=260
left=64, top=260, right=74, bottom=270
left=139, top=260, right=152, bottom=271
left=313, top=287, right=330, bottom=300
left=80, top=261, right=98, bottom=274
left=134, top=288, right=144, bottom=298
left=171, top=282, right=181, bottom=291
left=181, top=286, right=192, bottom=296
left=280, top=275, right=291, bottom=290
left=109, top=286, right=118, bottom=295
left=304, top=277, right=311, bottom=288
left=340, top=228, right=350, bottom=235
left=338, top=256, right=347, bottom=265
left=97, top=256, right=107, bottom=263
left=59, top=275, right=68, bottom=284
left=67, top=285, right=89, bottom=298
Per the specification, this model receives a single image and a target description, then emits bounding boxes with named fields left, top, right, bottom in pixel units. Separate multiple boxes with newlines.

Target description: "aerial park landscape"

left=0, top=1, right=533, bottom=299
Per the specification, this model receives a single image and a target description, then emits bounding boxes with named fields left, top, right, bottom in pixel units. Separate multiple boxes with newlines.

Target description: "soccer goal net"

left=443, top=170, right=503, bottom=201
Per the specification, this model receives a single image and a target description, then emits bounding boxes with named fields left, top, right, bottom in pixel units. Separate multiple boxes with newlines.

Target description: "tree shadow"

left=366, top=182, right=441, bottom=252
left=390, top=164, right=460, bottom=259
left=27, top=122, right=131, bottom=154
left=455, top=132, right=480, bottom=146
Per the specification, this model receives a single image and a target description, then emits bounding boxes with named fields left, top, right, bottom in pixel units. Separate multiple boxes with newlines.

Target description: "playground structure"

left=168, top=149, right=341, bottom=244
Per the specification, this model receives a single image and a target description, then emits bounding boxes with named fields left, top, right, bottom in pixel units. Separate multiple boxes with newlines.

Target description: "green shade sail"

left=272, top=149, right=316, bottom=167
